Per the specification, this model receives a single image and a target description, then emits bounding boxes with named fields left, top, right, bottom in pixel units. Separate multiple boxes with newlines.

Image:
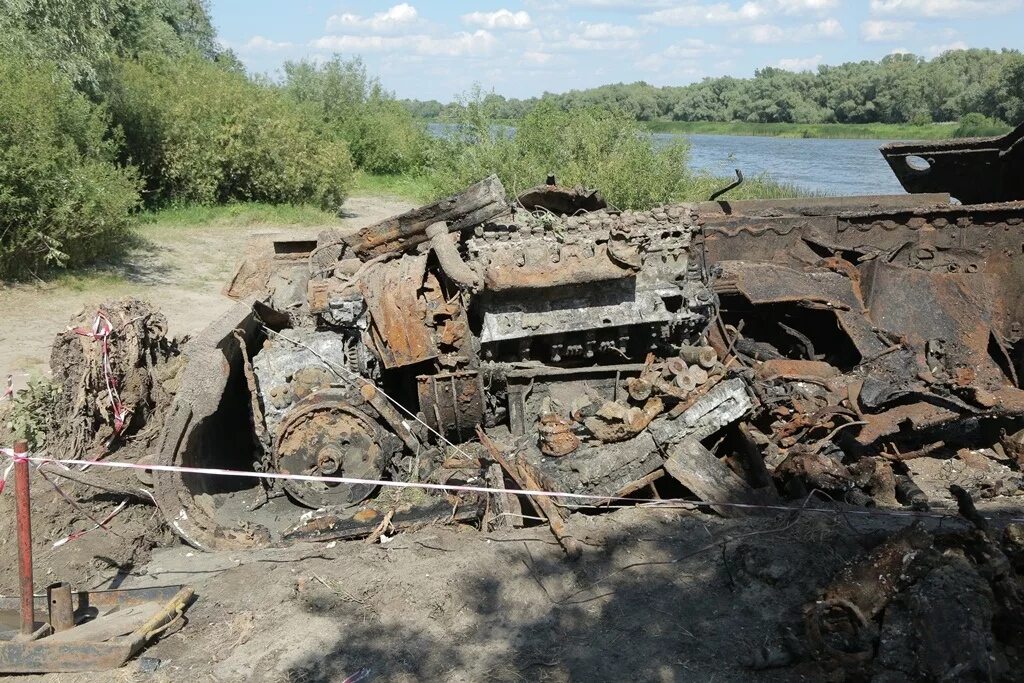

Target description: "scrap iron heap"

left=151, top=125, right=1024, bottom=553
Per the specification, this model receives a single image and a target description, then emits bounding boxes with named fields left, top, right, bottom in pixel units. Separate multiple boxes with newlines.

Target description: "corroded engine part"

left=251, top=329, right=365, bottom=437
left=158, top=170, right=1024, bottom=551
left=466, top=206, right=712, bottom=366
left=275, top=390, right=401, bottom=508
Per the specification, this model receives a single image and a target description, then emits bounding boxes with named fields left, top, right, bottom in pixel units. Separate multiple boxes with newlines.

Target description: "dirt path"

left=0, top=195, right=413, bottom=382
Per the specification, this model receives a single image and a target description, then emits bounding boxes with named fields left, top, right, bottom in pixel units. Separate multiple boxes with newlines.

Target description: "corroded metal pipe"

left=426, top=221, right=482, bottom=291
left=14, top=439, right=35, bottom=636
left=47, top=582, right=74, bottom=632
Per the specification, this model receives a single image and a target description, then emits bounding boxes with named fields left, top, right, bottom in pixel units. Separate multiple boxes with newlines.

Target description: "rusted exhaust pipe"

left=14, top=439, right=35, bottom=636
left=426, top=221, right=482, bottom=291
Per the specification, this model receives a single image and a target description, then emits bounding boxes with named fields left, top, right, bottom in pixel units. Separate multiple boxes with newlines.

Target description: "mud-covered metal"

left=275, top=391, right=393, bottom=508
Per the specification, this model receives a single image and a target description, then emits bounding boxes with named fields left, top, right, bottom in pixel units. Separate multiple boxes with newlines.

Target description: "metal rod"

left=14, top=439, right=35, bottom=636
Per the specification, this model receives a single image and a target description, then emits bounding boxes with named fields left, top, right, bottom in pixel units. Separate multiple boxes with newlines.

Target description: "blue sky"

left=211, top=0, right=1024, bottom=101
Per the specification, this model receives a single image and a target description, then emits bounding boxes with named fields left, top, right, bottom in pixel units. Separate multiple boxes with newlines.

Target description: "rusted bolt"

left=317, top=447, right=343, bottom=476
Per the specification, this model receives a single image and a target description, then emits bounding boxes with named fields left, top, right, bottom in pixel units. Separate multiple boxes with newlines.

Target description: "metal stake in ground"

left=13, top=440, right=35, bottom=636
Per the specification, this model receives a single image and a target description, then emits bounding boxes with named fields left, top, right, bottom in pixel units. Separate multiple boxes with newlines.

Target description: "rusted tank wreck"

left=151, top=124, right=1024, bottom=552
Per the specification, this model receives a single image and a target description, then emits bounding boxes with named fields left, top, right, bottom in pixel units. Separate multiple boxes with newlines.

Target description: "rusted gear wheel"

left=274, top=390, right=389, bottom=509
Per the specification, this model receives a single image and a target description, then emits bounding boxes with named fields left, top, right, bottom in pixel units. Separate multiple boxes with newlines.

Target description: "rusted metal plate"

left=696, top=193, right=951, bottom=217
left=881, top=122, right=1024, bottom=204
left=714, top=260, right=888, bottom=360
left=416, top=371, right=485, bottom=441
left=359, top=254, right=439, bottom=369
left=860, top=260, right=1004, bottom=387
left=755, top=359, right=841, bottom=382
left=0, top=586, right=192, bottom=674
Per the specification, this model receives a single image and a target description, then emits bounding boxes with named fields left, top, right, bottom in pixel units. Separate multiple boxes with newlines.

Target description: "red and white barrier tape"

left=0, top=375, right=12, bottom=402
left=0, top=460, right=13, bottom=495
left=2, top=446, right=131, bottom=546
left=52, top=500, right=128, bottom=548
left=72, top=311, right=131, bottom=442
left=1, top=447, right=1013, bottom=522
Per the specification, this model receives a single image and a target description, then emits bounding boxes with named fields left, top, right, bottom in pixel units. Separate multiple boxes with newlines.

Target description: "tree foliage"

left=0, top=54, right=139, bottom=277
left=432, top=96, right=683, bottom=208
left=282, top=57, right=427, bottom=175
left=108, top=55, right=354, bottom=210
left=406, top=49, right=1024, bottom=126
left=0, top=0, right=222, bottom=93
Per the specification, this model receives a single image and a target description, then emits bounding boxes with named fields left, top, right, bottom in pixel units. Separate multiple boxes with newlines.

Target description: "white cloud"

left=566, top=0, right=671, bottom=6
left=664, top=38, right=722, bottom=58
left=240, top=35, right=293, bottom=53
left=926, top=39, right=969, bottom=55
left=642, top=3, right=768, bottom=26
left=578, top=22, right=644, bottom=39
left=640, top=0, right=838, bottom=25
left=736, top=18, right=844, bottom=43
left=777, top=54, right=824, bottom=71
left=462, top=9, right=532, bottom=30
left=869, top=0, right=1021, bottom=17
left=860, top=19, right=917, bottom=40
left=774, top=0, right=840, bottom=12
left=326, top=3, right=419, bottom=33
left=523, top=51, right=554, bottom=64
left=564, top=22, right=644, bottom=50
left=634, top=39, right=725, bottom=73
left=311, top=30, right=497, bottom=58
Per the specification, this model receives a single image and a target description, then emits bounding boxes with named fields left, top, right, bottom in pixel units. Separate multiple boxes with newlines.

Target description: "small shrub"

left=0, top=54, right=139, bottom=278
left=5, top=378, right=61, bottom=450
left=953, top=112, right=1009, bottom=138
left=108, top=55, right=354, bottom=210
left=910, top=111, right=933, bottom=126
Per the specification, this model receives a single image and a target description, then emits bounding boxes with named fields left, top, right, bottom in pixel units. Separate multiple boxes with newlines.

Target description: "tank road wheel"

left=274, top=390, right=390, bottom=509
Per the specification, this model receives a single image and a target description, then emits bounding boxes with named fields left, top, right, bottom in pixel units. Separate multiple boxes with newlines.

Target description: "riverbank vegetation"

left=642, top=117, right=1010, bottom=140
left=407, top=50, right=1024, bottom=130
left=0, top=0, right=789, bottom=279
left=2, top=3, right=1017, bottom=279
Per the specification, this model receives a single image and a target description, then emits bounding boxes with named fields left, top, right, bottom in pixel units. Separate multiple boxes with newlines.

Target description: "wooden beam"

left=344, top=175, right=507, bottom=258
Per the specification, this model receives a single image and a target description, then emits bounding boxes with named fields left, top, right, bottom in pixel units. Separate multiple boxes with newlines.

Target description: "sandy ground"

left=0, top=196, right=414, bottom=382
left=6, top=505, right=943, bottom=683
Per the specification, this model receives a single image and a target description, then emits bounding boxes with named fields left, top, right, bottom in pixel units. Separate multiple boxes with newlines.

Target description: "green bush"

left=5, top=378, right=60, bottom=449
left=953, top=112, right=1009, bottom=137
left=283, top=57, right=427, bottom=175
left=0, top=54, right=139, bottom=278
left=108, top=55, right=354, bottom=210
left=426, top=99, right=693, bottom=209
left=910, top=111, right=933, bottom=126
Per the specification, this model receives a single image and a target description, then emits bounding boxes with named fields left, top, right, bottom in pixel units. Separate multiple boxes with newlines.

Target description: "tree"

left=0, top=0, right=221, bottom=93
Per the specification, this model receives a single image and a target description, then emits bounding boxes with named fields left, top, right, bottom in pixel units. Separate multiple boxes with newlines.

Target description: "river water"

left=427, top=123, right=914, bottom=196
left=656, top=133, right=909, bottom=196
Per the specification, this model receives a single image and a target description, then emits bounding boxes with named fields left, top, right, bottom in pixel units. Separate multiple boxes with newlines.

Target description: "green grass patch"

left=680, top=172, right=817, bottom=201
left=136, top=202, right=343, bottom=229
left=48, top=269, right=131, bottom=291
left=351, top=171, right=435, bottom=203
left=641, top=120, right=1011, bottom=140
